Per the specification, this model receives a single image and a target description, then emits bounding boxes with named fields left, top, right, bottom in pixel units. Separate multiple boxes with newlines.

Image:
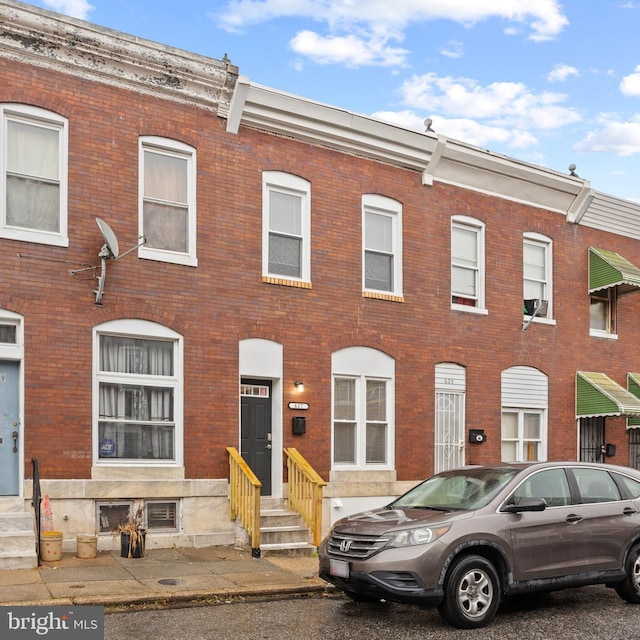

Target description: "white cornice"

left=0, top=0, right=237, bottom=116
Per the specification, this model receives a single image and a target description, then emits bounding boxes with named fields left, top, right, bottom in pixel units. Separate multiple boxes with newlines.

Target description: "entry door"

left=0, top=361, right=20, bottom=495
left=241, top=380, right=272, bottom=496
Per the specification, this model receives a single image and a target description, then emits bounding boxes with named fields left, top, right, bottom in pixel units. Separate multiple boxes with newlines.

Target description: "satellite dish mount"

left=92, top=218, right=144, bottom=305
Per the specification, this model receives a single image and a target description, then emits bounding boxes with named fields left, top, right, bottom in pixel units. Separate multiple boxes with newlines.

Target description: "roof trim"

left=589, top=247, right=640, bottom=296
left=576, top=371, right=640, bottom=418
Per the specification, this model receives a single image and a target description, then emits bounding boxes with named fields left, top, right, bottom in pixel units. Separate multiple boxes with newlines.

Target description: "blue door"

left=0, top=362, right=20, bottom=495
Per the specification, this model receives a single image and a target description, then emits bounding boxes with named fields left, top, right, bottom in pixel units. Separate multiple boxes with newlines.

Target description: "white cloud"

left=548, top=63, right=579, bottom=83
left=43, top=0, right=94, bottom=20
left=290, top=30, right=408, bottom=67
left=574, top=115, right=640, bottom=155
left=372, top=110, right=539, bottom=149
left=397, top=72, right=581, bottom=131
left=620, top=65, right=640, bottom=96
left=439, top=40, right=464, bottom=59
left=215, top=0, right=568, bottom=67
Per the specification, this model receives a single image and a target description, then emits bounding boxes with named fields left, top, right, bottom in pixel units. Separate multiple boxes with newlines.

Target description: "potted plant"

left=113, top=503, right=146, bottom=558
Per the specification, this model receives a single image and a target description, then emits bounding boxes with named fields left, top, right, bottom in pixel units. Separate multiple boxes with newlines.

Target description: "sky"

left=21, top=0, right=640, bottom=203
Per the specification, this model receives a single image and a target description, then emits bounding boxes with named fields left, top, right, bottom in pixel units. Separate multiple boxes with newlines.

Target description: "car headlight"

left=387, top=524, right=451, bottom=548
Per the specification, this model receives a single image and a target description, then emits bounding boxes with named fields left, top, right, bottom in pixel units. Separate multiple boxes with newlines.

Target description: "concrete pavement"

left=0, top=546, right=332, bottom=608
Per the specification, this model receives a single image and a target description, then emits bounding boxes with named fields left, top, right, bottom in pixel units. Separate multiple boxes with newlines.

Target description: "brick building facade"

left=2, top=0, right=640, bottom=565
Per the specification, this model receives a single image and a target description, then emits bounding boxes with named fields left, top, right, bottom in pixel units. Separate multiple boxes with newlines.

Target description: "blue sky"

left=24, top=1, right=640, bottom=202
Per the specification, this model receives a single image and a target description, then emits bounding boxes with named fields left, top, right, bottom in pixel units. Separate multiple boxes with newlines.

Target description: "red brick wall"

left=2, top=57, right=640, bottom=483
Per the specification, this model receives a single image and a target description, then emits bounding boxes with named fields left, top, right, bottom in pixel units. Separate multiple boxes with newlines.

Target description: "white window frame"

left=0, top=104, right=68, bottom=247
left=93, top=319, right=183, bottom=467
left=451, top=216, right=486, bottom=313
left=262, top=171, right=311, bottom=283
left=362, top=194, right=402, bottom=296
left=523, top=232, right=553, bottom=322
left=501, top=409, right=547, bottom=462
left=331, top=347, right=395, bottom=470
left=138, top=137, right=197, bottom=267
left=590, top=289, right=617, bottom=338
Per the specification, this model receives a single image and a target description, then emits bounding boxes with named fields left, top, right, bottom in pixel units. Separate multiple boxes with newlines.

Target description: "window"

left=97, top=502, right=132, bottom=533
left=332, top=347, right=394, bottom=469
left=262, top=172, right=310, bottom=283
left=94, top=320, right=183, bottom=465
left=501, top=366, right=548, bottom=462
left=512, top=469, right=571, bottom=507
left=573, top=468, right=620, bottom=503
left=590, top=289, right=616, bottom=335
left=362, top=195, right=402, bottom=296
left=146, top=501, right=178, bottom=530
left=451, top=216, right=485, bottom=311
left=523, top=233, right=552, bottom=319
left=1, top=105, right=68, bottom=246
left=138, top=137, right=196, bottom=266
left=97, top=500, right=179, bottom=532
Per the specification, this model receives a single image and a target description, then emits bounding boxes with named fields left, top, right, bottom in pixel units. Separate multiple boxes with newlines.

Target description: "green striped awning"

left=589, top=247, right=640, bottom=296
left=628, top=373, right=640, bottom=427
left=576, top=371, right=640, bottom=418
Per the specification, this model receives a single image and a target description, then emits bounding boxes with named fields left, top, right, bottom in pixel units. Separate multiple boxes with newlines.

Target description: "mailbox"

left=292, top=416, right=306, bottom=435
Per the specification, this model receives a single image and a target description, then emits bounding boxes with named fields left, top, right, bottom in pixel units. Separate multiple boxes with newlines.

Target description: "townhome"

left=2, top=0, right=640, bottom=567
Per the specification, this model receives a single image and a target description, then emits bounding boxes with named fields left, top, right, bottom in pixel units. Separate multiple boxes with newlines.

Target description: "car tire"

left=438, top=555, right=501, bottom=629
left=615, top=545, right=640, bottom=604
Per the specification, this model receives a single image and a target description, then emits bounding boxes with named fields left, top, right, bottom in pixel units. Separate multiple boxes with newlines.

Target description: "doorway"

left=0, top=361, right=20, bottom=495
left=241, top=379, right=273, bottom=496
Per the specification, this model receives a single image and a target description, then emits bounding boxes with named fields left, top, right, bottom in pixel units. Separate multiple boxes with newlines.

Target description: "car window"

left=512, top=469, right=571, bottom=507
left=614, top=472, right=640, bottom=499
left=573, top=468, right=620, bottom=503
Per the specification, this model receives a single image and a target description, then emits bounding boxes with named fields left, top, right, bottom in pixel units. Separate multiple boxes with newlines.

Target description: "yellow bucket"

left=40, top=531, right=63, bottom=561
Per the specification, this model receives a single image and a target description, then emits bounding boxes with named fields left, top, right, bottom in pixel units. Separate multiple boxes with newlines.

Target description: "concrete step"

left=260, top=541, right=317, bottom=557
left=0, top=510, right=38, bottom=570
left=260, top=524, right=312, bottom=545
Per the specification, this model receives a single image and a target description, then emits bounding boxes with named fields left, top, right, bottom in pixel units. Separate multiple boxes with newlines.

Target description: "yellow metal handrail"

left=284, top=447, right=327, bottom=547
left=227, top=447, right=261, bottom=556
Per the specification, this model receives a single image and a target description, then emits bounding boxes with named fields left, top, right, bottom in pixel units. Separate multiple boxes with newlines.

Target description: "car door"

left=569, top=467, right=640, bottom=571
left=506, top=468, right=588, bottom=581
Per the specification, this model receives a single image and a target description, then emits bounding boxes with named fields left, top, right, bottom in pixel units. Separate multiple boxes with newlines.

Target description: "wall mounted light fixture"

left=294, top=381, right=304, bottom=393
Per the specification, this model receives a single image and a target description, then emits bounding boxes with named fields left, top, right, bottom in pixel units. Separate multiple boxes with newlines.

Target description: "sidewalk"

left=0, top=546, right=332, bottom=608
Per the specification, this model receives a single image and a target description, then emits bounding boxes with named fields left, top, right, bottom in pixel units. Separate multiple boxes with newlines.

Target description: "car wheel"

left=615, top=545, right=640, bottom=604
left=438, top=555, right=501, bottom=629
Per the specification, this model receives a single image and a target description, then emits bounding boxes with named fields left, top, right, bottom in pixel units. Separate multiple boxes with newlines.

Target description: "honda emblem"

left=339, top=539, right=352, bottom=553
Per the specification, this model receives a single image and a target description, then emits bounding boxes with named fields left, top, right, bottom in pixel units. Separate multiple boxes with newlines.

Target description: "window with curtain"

left=333, top=376, right=389, bottom=466
left=262, top=171, right=310, bottom=282
left=451, top=216, right=484, bottom=309
left=98, top=335, right=176, bottom=460
left=501, top=410, right=543, bottom=462
left=590, top=289, right=616, bottom=335
left=362, top=195, right=402, bottom=296
left=139, top=137, right=196, bottom=266
left=1, top=105, right=67, bottom=246
left=523, top=233, right=552, bottom=318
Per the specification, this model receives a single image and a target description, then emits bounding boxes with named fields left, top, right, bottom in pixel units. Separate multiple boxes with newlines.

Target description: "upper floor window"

left=138, top=137, right=196, bottom=267
left=332, top=346, right=395, bottom=470
left=451, top=216, right=485, bottom=311
left=1, top=105, right=68, bottom=247
left=523, top=233, right=552, bottom=320
left=94, top=319, right=183, bottom=466
left=362, top=195, right=402, bottom=296
left=590, top=289, right=616, bottom=335
left=262, top=172, right=310, bottom=283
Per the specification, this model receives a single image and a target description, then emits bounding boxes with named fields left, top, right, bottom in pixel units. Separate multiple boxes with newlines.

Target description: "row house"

left=2, top=0, right=640, bottom=566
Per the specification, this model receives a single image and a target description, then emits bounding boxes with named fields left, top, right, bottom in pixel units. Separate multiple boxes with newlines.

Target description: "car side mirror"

left=502, top=497, right=547, bottom=513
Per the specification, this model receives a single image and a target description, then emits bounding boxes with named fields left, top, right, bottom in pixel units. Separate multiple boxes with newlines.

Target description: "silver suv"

left=318, top=462, right=640, bottom=628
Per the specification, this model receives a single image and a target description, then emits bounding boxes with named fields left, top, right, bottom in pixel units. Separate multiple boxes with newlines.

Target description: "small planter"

left=120, top=530, right=146, bottom=558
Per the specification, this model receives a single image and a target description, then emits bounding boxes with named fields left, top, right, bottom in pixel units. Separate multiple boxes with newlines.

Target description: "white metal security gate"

left=435, top=363, right=466, bottom=473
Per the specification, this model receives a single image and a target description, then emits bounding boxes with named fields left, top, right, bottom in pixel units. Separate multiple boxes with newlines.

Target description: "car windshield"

left=390, top=467, right=520, bottom=511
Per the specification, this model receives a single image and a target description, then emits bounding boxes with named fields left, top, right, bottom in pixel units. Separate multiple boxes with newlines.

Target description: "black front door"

left=241, top=380, right=272, bottom=496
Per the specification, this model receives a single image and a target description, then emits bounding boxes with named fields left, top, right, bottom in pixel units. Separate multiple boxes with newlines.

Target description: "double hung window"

left=523, top=233, right=552, bottom=319
left=1, top=105, right=68, bottom=246
left=451, top=216, right=484, bottom=310
left=262, top=172, right=310, bottom=283
left=362, top=195, right=402, bottom=296
left=139, top=137, right=196, bottom=266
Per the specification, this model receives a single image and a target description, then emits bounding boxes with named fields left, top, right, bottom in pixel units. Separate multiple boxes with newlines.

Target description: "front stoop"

left=0, top=500, right=38, bottom=570
left=258, top=499, right=316, bottom=557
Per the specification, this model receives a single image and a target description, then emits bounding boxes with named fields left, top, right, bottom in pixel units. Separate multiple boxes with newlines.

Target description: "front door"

left=241, top=380, right=272, bottom=496
left=0, top=361, right=20, bottom=495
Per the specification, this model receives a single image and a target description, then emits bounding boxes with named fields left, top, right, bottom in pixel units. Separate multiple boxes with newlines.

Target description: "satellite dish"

left=96, top=217, right=120, bottom=259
